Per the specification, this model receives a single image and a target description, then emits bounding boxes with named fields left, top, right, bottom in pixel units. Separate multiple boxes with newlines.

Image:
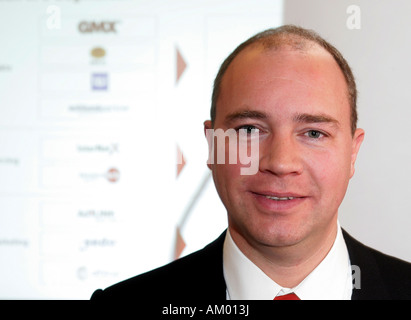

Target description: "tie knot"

left=274, top=293, right=300, bottom=300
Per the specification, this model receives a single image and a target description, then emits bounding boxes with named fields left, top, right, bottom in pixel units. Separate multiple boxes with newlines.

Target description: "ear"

left=350, top=128, right=365, bottom=178
left=204, top=120, right=213, bottom=170
left=204, top=120, right=212, bottom=135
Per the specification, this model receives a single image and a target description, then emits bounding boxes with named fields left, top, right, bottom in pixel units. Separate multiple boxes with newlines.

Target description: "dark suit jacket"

left=91, top=229, right=411, bottom=300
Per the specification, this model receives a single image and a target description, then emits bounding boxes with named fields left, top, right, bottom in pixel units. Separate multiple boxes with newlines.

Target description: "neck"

left=229, top=220, right=338, bottom=288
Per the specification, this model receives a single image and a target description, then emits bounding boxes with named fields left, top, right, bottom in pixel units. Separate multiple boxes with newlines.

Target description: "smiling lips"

left=253, top=191, right=305, bottom=200
left=265, top=195, right=297, bottom=201
left=251, top=191, right=307, bottom=211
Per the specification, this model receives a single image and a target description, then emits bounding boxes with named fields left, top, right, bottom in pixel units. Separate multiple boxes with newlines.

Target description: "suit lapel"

left=342, top=229, right=390, bottom=300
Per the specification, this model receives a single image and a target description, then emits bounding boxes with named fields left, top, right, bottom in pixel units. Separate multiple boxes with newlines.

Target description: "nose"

left=258, top=134, right=303, bottom=177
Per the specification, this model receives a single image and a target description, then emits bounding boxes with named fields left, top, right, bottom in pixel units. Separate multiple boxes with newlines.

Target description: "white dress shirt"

left=223, top=223, right=353, bottom=300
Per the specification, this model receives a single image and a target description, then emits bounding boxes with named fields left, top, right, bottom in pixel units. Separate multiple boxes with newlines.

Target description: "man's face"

left=205, top=45, right=364, bottom=249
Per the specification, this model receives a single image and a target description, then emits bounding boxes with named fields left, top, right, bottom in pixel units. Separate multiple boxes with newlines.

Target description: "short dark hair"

left=210, top=25, right=358, bottom=135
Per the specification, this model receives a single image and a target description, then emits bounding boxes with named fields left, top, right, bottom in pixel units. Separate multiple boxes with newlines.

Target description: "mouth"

left=250, top=191, right=307, bottom=211
left=264, top=195, right=298, bottom=201
left=252, top=191, right=305, bottom=200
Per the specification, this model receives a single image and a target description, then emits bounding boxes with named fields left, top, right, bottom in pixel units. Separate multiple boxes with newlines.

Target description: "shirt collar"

left=223, top=222, right=352, bottom=300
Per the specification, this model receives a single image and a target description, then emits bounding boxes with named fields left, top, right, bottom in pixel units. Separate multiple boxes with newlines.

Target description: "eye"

left=237, top=125, right=259, bottom=135
left=306, top=130, right=324, bottom=139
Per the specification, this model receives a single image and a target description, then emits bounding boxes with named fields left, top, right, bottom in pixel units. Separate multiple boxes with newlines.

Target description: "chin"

left=243, top=218, right=309, bottom=248
left=257, top=229, right=306, bottom=248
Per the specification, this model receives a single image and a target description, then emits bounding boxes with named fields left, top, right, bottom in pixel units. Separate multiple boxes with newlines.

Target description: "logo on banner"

left=106, top=167, right=120, bottom=183
left=90, top=47, right=107, bottom=65
left=78, top=21, right=119, bottom=33
left=91, top=73, right=108, bottom=91
left=91, top=47, right=106, bottom=59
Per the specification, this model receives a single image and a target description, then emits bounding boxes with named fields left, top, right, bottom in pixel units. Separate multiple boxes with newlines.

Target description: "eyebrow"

left=224, top=109, right=340, bottom=128
left=224, top=110, right=268, bottom=123
left=293, top=113, right=340, bottom=127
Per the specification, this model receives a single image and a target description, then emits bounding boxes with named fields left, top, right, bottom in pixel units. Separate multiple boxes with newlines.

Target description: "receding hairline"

left=250, top=32, right=322, bottom=52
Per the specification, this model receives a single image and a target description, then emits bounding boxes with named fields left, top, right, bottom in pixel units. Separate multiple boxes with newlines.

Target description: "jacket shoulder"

left=343, top=229, right=411, bottom=299
left=370, top=245, right=411, bottom=299
left=91, top=231, right=227, bottom=301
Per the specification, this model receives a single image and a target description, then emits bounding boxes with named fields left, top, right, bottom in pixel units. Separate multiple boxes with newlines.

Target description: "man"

left=91, top=25, right=411, bottom=300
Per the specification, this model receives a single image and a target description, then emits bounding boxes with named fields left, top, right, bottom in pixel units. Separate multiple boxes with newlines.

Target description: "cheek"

left=211, top=137, right=254, bottom=191
left=212, top=163, right=243, bottom=200
left=305, top=148, right=351, bottom=202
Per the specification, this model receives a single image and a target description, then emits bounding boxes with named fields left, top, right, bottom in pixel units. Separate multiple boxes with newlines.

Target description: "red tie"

left=274, top=293, right=300, bottom=300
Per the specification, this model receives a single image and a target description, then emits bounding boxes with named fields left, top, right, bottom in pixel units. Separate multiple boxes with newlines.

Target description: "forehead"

left=217, top=44, right=350, bottom=125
